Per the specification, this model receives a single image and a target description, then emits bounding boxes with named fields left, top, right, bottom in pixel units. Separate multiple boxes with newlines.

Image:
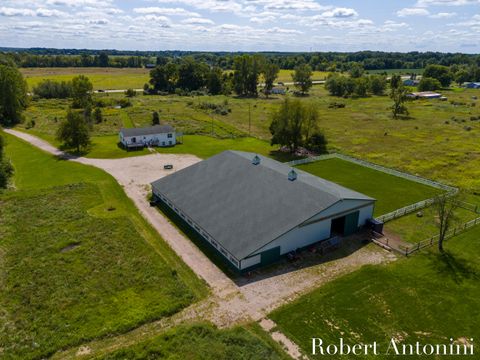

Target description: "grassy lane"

left=270, top=227, right=480, bottom=359
left=98, top=323, right=290, bottom=360
left=297, top=158, right=442, bottom=216
left=0, top=132, right=208, bottom=359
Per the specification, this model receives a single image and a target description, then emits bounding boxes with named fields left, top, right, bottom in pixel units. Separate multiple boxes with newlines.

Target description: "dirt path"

left=5, top=129, right=397, bottom=359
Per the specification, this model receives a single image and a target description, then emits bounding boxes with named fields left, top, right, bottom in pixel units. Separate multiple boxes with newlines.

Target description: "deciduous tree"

left=390, top=75, right=409, bottom=119
left=0, top=64, right=28, bottom=126
left=292, top=64, right=313, bottom=95
left=56, top=110, right=91, bottom=153
left=434, top=194, right=459, bottom=253
left=262, top=61, right=279, bottom=98
left=71, top=75, right=93, bottom=109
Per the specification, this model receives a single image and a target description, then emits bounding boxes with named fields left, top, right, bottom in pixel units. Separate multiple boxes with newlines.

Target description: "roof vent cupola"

left=252, top=155, right=261, bottom=165
left=288, top=169, right=298, bottom=181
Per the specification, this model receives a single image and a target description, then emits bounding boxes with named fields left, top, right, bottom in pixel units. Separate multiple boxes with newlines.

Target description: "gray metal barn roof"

left=151, top=151, right=374, bottom=260
left=120, top=125, right=174, bottom=137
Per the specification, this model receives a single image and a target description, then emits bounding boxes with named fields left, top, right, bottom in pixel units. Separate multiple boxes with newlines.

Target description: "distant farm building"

left=271, top=87, right=287, bottom=95
left=403, top=79, right=420, bottom=86
left=145, top=64, right=156, bottom=69
left=119, top=125, right=177, bottom=149
left=151, top=151, right=376, bottom=272
left=464, top=82, right=480, bottom=89
left=407, top=91, right=442, bottom=99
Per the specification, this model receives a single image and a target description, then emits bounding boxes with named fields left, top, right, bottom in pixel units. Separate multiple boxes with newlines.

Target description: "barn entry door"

left=343, top=211, right=360, bottom=236
left=260, top=246, right=280, bottom=266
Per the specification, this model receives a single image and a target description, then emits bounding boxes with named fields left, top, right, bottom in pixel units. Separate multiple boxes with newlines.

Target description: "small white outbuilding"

left=119, top=125, right=176, bottom=149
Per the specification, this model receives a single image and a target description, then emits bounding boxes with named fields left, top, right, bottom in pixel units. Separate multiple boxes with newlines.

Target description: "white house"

left=119, top=125, right=176, bottom=149
left=151, top=151, right=375, bottom=272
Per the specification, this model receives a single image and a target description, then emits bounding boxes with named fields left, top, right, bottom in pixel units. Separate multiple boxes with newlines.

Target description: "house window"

left=167, top=133, right=173, bottom=138
left=132, top=137, right=136, bottom=143
left=168, top=141, right=172, bottom=145
left=162, top=142, right=165, bottom=146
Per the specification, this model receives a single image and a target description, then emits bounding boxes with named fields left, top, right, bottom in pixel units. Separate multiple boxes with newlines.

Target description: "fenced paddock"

left=400, top=215, right=480, bottom=255
left=289, top=153, right=456, bottom=220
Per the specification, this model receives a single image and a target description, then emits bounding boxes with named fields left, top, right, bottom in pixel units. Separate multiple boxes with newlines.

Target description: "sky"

left=0, top=0, right=479, bottom=52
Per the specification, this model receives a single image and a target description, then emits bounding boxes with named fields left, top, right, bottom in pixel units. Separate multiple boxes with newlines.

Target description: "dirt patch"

left=61, top=243, right=81, bottom=253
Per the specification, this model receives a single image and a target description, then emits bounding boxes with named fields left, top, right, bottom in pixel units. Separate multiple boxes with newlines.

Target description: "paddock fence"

left=399, top=216, right=480, bottom=256
left=287, top=153, right=458, bottom=223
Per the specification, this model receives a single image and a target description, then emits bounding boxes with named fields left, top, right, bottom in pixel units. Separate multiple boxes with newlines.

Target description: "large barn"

left=151, top=151, right=375, bottom=272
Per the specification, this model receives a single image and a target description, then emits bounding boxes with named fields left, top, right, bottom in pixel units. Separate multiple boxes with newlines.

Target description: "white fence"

left=287, top=153, right=458, bottom=222
left=400, top=216, right=480, bottom=255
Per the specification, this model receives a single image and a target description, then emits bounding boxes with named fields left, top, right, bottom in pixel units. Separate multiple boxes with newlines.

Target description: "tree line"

left=147, top=55, right=314, bottom=97
left=2, top=49, right=480, bottom=72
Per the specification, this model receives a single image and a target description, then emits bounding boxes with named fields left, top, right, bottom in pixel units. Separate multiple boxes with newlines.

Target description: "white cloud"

left=0, top=7, right=35, bottom=16
left=182, top=17, right=214, bottom=25
left=415, top=0, right=480, bottom=7
left=321, top=7, right=358, bottom=18
left=397, top=8, right=430, bottom=16
left=133, top=7, right=200, bottom=17
left=36, top=8, right=67, bottom=17
left=430, top=12, right=457, bottom=18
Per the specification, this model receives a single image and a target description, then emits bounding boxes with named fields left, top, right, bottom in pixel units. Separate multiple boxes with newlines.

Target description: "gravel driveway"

left=5, top=129, right=397, bottom=359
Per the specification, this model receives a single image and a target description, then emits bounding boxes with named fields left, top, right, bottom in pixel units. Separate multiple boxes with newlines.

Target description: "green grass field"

left=0, top=132, right=207, bottom=359
left=18, top=83, right=480, bottom=192
left=296, top=158, right=442, bottom=216
left=99, top=323, right=290, bottom=360
left=275, top=69, right=330, bottom=83
left=270, top=226, right=480, bottom=359
left=21, top=67, right=328, bottom=92
left=21, top=67, right=150, bottom=90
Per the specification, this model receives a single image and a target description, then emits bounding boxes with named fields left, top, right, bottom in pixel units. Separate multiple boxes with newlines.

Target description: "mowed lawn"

left=297, top=158, right=442, bottom=216
left=21, top=67, right=150, bottom=90
left=87, top=134, right=283, bottom=159
left=270, top=226, right=480, bottom=359
left=0, top=132, right=207, bottom=359
left=99, top=323, right=290, bottom=360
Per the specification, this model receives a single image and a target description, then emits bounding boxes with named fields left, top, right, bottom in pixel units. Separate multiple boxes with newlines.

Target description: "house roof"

left=151, top=151, right=374, bottom=260
left=120, top=125, right=174, bottom=137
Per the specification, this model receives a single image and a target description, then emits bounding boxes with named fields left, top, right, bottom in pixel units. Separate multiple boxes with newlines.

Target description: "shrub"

left=418, top=77, right=442, bottom=91
left=328, top=102, right=346, bottom=109
left=125, top=88, right=136, bottom=97
left=306, top=132, right=328, bottom=154
left=116, top=98, right=132, bottom=108
left=33, top=79, right=72, bottom=99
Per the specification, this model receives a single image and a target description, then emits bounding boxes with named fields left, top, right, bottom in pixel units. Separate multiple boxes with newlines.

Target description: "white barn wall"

left=251, top=218, right=332, bottom=256
left=358, top=204, right=375, bottom=226
left=240, top=254, right=261, bottom=269
left=250, top=202, right=374, bottom=258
